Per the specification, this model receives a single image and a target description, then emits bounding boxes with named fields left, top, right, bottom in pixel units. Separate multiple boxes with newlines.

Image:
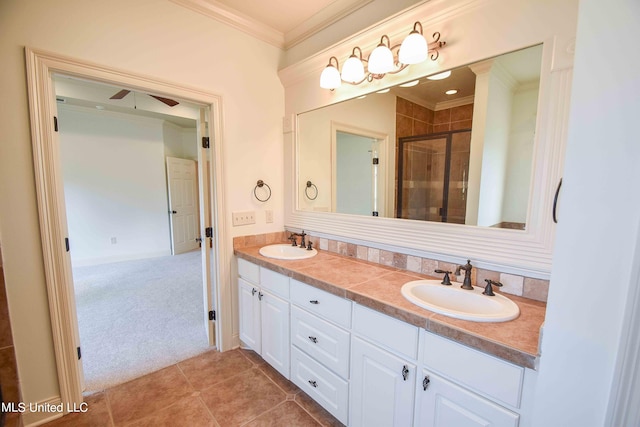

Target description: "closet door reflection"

left=397, top=130, right=471, bottom=223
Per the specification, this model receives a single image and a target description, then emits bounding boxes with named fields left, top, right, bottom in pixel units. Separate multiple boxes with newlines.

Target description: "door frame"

left=24, top=47, right=232, bottom=406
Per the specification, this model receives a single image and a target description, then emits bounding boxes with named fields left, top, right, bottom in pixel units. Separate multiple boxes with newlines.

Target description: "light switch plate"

left=232, top=211, right=256, bottom=226
left=265, top=210, right=274, bottom=223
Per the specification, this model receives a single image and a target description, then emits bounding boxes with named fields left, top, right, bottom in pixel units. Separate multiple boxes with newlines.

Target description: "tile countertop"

left=234, top=246, right=546, bottom=369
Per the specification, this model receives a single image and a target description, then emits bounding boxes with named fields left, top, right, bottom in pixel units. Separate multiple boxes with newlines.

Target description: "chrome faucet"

left=455, top=259, right=474, bottom=290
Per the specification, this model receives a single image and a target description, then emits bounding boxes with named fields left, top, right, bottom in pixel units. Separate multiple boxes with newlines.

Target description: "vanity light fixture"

left=445, top=89, right=458, bottom=95
left=427, top=70, right=452, bottom=80
left=319, top=21, right=446, bottom=90
left=399, top=79, right=420, bottom=88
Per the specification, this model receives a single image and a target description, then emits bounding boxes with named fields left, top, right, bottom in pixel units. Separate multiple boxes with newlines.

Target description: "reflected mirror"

left=297, top=44, right=542, bottom=230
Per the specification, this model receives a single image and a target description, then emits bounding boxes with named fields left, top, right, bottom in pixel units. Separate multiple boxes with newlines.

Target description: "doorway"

left=54, top=81, right=212, bottom=391
left=25, top=48, right=231, bottom=406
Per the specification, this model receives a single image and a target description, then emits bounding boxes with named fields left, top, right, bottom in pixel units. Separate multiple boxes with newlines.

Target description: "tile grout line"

left=291, top=395, right=334, bottom=427
left=103, top=390, right=117, bottom=427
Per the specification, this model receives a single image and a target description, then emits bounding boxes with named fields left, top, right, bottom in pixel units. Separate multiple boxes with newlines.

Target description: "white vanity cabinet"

left=415, top=331, right=529, bottom=427
left=289, top=279, right=352, bottom=425
left=237, top=259, right=290, bottom=379
left=350, top=305, right=419, bottom=427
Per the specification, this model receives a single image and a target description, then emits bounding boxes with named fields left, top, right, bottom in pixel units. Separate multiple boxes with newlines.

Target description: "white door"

left=166, top=157, right=199, bottom=255
left=260, top=290, right=290, bottom=378
left=350, top=337, right=415, bottom=427
left=196, top=108, right=218, bottom=345
left=416, top=370, right=519, bottom=427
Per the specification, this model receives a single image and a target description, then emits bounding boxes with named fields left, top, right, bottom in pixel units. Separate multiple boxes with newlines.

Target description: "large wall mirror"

left=297, top=44, right=543, bottom=231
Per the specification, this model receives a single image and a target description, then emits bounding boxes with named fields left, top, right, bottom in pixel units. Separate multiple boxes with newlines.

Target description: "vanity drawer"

left=237, top=258, right=259, bottom=283
left=290, top=279, right=352, bottom=328
left=352, top=304, right=419, bottom=359
left=259, top=267, right=289, bottom=299
left=291, top=305, right=350, bottom=378
left=423, top=331, right=524, bottom=408
left=291, top=346, right=349, bottom=425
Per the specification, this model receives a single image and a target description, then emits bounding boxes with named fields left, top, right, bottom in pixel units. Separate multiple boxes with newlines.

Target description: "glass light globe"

left=368, top=44, right=394, bottom=74
left=399, top=31, right=428, bottom=64
left=320, top=64, right=341, bottom=89
left=341, top=55, right=365, bottom=84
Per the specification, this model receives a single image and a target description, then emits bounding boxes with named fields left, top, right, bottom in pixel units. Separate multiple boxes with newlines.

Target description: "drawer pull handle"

left=423, top=375, right=431, bottom=390
left=308, top=336, right=318, bottom=343
left=251, top=288, right=257, bottom=296
left=402, top=365, right=409, bottom=381
left=308, top=380, right=318, bottom=388
left=309, top=300, right=319, bottom=304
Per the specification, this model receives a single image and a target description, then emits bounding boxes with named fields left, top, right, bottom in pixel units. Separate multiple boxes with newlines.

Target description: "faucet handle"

left=288, top=234, right=298, bottom=246
left=306, top=241, right=313, bottom=251
left=483, top=279, right=503, bottom=296
left=434, top=269, right=453, bottom=286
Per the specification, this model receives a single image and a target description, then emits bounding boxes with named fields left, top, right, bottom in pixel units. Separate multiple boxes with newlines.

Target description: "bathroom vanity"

left=235, top=246, right=543, bottom=426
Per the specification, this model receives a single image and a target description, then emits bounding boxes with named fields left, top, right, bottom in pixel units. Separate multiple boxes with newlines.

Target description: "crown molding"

left=170, top=0, right=285, bottom=48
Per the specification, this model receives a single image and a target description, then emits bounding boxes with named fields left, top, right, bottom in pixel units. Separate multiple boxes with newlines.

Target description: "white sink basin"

left=259, top=243, right=318, bottom=260
left=401, top=279, right=520, bottom=322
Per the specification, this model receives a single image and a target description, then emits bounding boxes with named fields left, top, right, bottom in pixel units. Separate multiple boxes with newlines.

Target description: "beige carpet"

left=72, top=250, right=211, bottom=392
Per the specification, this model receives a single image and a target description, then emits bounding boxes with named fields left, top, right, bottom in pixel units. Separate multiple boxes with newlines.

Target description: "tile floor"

left=40, top=348, right=344, bottom=427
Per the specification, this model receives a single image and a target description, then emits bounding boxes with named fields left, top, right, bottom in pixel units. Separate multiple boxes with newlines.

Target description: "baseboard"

left=71, top=250, right=172, bottom=267
left=20, top=396, right=64, bottom=427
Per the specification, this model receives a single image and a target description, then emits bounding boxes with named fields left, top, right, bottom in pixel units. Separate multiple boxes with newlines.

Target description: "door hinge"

left=65, top=237, right=70, bottom=252
left=54, top=116, right=59, bottom=132
left=205, top=227, right=213, bottom=238
left=372, top=211, right=379, bottom=216
left=209, top=310, right=216, bottom=321
left=202, top=137, right=210, bottom=148
left=372, top=157, right=379, bottom=165
left=77, top=346, right=81, bottom=360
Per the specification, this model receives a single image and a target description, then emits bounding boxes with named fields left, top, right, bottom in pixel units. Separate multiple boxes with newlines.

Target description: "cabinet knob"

left=308, top=336, right=318, bottom=344
left=258, top=291, right=263, bottom=300
left=308, top=380, right=318, bottom=388
left=423, top=375, right=431, bottom=390
left=402, top=365, right=409, bottom=381
left=309, top=300, right=319, bottom=304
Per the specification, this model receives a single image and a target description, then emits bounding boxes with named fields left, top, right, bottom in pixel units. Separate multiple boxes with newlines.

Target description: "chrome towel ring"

left=305, top=181, right=318, bottom=200
left=254, top=180, right=271, bottom=202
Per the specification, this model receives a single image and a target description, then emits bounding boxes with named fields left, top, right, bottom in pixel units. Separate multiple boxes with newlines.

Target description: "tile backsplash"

left=233, top=231, right=549, bottom=302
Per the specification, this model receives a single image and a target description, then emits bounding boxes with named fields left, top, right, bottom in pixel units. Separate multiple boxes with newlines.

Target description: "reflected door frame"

left=330, top=122, right=389, bottom=216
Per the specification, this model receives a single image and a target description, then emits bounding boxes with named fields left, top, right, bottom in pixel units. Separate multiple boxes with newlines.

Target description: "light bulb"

left=399, top=31, right=428, bottom=64
left=320, top=58, right=341, bottom=89
left=341, top=55, right=365, bottom=84
left=368, top=38, right=394, bottom=74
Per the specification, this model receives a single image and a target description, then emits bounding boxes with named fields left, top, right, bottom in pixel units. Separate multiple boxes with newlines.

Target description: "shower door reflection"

left=396, top=130, right=471, bottom=223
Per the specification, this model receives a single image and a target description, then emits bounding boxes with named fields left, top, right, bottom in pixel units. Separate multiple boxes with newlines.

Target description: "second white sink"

left=401, top=279, right=520, bottom=322
left=259, top=243, right=318, bottom=260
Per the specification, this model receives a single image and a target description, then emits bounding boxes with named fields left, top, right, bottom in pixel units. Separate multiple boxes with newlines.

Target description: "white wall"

left=502, top=84, right=538, bottom=223
left=532, top=0, right=640, bottom=424
left=59, top=106, right=172, bottom=266
left=0, top=0, right=283, bottom=407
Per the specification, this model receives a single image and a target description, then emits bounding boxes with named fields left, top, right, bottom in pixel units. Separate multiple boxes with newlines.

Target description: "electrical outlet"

left=110, top=237, right=117, bottom=244
left=232, top=211, right=256, bottom=226
left=265, top=210, right=274, bottom=223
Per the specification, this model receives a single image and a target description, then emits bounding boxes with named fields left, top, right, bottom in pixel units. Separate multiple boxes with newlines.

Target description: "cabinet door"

left=238, top=278, right=261, bottom=352
left=261, top=290, right=290, bottom=379
left=416, top=370, right=519, bottom=427
left=350, top=337, right=415, bottom=427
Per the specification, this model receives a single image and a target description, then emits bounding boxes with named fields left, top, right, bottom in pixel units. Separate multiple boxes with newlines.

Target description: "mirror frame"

left=279, top=0, right=578, bottom=279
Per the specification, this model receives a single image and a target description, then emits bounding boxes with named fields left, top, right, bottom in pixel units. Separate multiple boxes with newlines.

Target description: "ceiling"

left=170, top=0, right=374, bottom=49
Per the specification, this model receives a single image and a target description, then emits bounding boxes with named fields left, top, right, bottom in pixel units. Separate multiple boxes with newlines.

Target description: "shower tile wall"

left=395, top=98, right=474, bottom=218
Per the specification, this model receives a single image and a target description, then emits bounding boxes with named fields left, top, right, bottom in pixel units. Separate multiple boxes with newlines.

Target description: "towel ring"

left=254, top=180, right=271, bottom=202
left=305, top=181, right=318, bottom=200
